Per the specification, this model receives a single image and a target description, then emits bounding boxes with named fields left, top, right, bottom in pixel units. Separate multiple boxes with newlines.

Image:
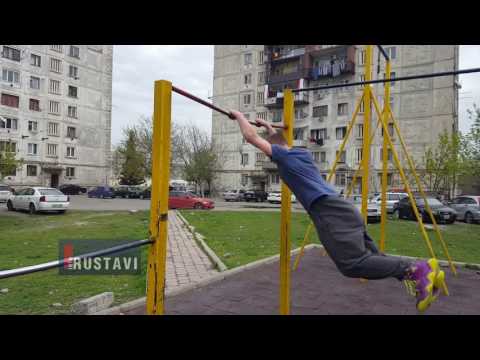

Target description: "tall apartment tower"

left=0, top=45, right=113, bottom=187
left=212, top=45, right=459, bottom=194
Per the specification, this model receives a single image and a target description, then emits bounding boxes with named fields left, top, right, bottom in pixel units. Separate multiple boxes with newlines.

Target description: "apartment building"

left=0, top=45, right=113, bottom=188
left=212, top=45, right=459, bottom=194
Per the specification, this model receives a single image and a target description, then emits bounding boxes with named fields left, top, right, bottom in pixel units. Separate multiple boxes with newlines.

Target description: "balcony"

left=266, top=70, right=304, bottom=85
left=265, top=91, right=310, bottom=109
left=269, top=47, right=305, bottom=62
left=292, top=139, right=308, bottom=148
left=308, top=60, right=355, bottom=81
left=263, top=161, right=278, bottom=171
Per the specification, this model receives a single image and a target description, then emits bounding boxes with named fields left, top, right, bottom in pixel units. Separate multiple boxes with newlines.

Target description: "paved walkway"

left=165, top=211, right=218, bottom=291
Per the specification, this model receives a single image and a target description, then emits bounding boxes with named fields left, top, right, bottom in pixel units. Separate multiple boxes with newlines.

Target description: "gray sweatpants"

left=308, top=195, right=411, bottom=280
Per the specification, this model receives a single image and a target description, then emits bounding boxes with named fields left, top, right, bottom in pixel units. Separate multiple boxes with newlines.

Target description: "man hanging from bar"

left=229, top=110, right=448, bottom=312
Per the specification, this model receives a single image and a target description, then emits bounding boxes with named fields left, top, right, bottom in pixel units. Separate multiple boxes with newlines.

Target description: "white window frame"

left=26, top=165, right=37, bottom=177
left=48, top=122, right=59, bottom=136
left=27, top=143, right=38, bottom=155
left=50, top=58, right=62, bottom=73
left=49, top=101, right=60, bottom=115
left=30, top=53, right=41, bottom=67
left=69, top=46, right=80, bottom=58
left=0, top=116, right=18, bottom=130
left=28, top=121, right=38, bottom=132
left=66, top=167, right=75, bottom=177
left=2, top=68, right=20, bottom=84
left=30, top=76, right=41, bottom=89
left=68, top=85, right=78, bottom=98
left=50, top=45, right=63, bottom=53
left=47, top=143, right=58, bottom=156
left=66, top=146, right=75, bottom=158
left=67, top=105, right=77, bottom=118
left=67, top=126, right=76, bottom=139
left=49, top=79, right=61, bottom=95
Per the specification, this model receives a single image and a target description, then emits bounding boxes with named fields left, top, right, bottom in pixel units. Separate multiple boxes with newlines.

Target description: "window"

left=0, top=117, right=17, bottom=130
left=48, top=122, right=59, bottom=136
left=66, top=167, right=75, bottom=177
left=272, top=111, right=282, bottom=123
left=356, top=124, right=363, bottom=138
left=383, top=72, right=396, bottom=87
left=257, top=111, right=267, bottom=120
left=389, top=96, right=394, bottom=110
left=49, top=101, right=60, bottom=114
left=69, top=46, right=80, bottom=58
left=241, top=153, right=249, bottom=165
left=27, top=165, right=37, bottom=176
left=359, top=99, right=365, bottom=113
left=313, top=152, right=320, bottom=163
left=320, top=151, right=326, bottom=163
left=356, top=148, right=363, bottom=162
left=359, top=49, right=366, bottom=65
left=68, top=86, right=78, bottom=98
left=1, top=93, right=19, bottom=108
left=0, top=141, right=16, bottom=153
left=50, top=45, right=63, bottom=52
left=244, top=73, right=252, bottom=85
left=30, top=76, right=40, bottom=89
left=381, top=123, right=394, bottom=137
left=380, top=148, right=393, bottom=161
left=271, top=174, right=280, bottom=184
left=69, top=65, right=78, bottom=78
left=310, top=128, right=327, bottom=141
left=47, top=143, right=58, bottom=156
left=27, top=143, right=38, bottom=155
left=67, top=105, right=77, bottom=118
left=2, top=46, right=21, bottom=61
left=312, top=105, right=328, bottom=118
left=244, top=113, right=250, bottom=120
left=2, top=69, right=20, bottom=84
left=386, top=46, right=397, bottom=60
left=336, top=150, right=346, bottom=163
left=67, top=126, right=76, bottom=139
left=31, top=54, right=41, bottom=67
left=258, top=71, right=265, bottom=85
left=257, top=91, right=264, bottom=105
left=49, top=79, right=61, bottom=95
left=29, top=98, right=40, bottom=111
left=50, top=58, right=62, bottom=73
left=244, top=53, right=252, bottom=65
left=243, top=94, right=251, bottom=106
left=335, top=172, right=346, bottom=186
left=256, top=152, right=265, bottom=162
left=28, top=121, right=38, bottom=132
left=241, top=174, right=248, bottom=186
left=337, top=103, right=348, bottom=116
left=336, top=126, right=347, bottom=140
left=66, top=146, right=75, bottom=157
left=258, top=50, right=264, bottom=65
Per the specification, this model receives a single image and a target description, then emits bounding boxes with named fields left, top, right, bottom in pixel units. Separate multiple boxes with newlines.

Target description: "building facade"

left=212, top=45, right=459, bottom=194
left=0, top=45, right=113, bottom=188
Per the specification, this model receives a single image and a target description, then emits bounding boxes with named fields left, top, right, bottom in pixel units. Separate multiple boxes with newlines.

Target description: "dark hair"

left=267, top=131, right=288, bottom=146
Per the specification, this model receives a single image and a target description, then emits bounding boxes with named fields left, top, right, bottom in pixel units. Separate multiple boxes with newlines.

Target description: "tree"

left=463, top=104, right=480, bottom=179
left=118, top=129, right=146, bottom=185
left=0, top=142, right=23, bottom=181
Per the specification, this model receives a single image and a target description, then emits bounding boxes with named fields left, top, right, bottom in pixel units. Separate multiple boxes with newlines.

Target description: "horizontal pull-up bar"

left=0, top=239, right=152, bottom=280
left=293, top=67, right=480, bottom=93
left=172, top=85, right=286, bottom=129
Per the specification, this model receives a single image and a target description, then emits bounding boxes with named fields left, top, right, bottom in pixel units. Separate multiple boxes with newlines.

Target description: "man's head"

left=267, top=130, right=288, bottom=148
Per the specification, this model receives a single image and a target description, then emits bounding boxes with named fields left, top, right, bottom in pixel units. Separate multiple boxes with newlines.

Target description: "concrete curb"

left=93, top=244, right=320, bottom=315
left=176, top=211, right=228, bottom=272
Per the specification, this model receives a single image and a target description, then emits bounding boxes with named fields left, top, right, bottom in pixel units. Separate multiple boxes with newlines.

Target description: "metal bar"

left=380, top=60, right=391, bottom=252
left=292, top=67, right=480, bottom=93
left=172, top=85, right=286, bottom=129
left=279, top=89, right=294, bottom=315
left=377, top=45, right=390, bottom=61
left=146, top=80, right=172, bottom=315
left=0, top=239, right=152, bottom=280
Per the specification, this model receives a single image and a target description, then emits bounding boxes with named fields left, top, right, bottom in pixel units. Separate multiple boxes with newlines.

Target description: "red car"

left=168, top=191, right=214, bottom=210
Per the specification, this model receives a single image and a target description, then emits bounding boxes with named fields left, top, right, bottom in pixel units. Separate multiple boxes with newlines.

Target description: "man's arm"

left=230, top=110, right=273, bottom=157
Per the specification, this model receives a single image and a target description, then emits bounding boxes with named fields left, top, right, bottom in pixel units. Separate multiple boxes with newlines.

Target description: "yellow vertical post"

left=380, top=60, right=391, bottom=252
left=146, top=80, right=172, bottom=315
left=361, top=45, right=373, bottom=224
left=279, top=88, right=294, bottom=315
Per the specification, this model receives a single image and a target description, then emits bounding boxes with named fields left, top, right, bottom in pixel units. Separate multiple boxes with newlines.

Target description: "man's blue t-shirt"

left=271, top=144, right=337, bottom=211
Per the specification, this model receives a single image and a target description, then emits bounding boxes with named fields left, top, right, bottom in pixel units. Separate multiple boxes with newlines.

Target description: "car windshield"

left=417, top=198, right=443, bottom=206
left=39, top=189, right=64, bottom=196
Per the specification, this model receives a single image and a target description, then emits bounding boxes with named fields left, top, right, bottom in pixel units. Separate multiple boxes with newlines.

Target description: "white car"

left=7, top=187, right=70, bottom=214
left=267, top=191, right=297, bottom=204
left=348, top=195, right=382, bottom=223
left=371, top=192, right=408, bottom=213
left=0, top=184, right=12, bottom=203
left=223, top=189, right=246, bottom=202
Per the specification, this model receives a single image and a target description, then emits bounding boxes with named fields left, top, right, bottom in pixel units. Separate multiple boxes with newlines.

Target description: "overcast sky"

left=111, top=45, right=480, bottom=145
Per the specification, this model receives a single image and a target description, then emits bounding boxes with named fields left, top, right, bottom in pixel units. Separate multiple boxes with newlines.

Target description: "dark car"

left=59, top=184, right=87, bottom=195
left=244, top=189, right=268, bottom=202
left=139, top=187, right=151, bottom=199
left=393, top=196, right=457, bottom=224
left=87, top=186, right=115, bottom=199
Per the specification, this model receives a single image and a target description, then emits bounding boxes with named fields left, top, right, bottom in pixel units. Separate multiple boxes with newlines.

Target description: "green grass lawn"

left=0, top=211, right=150, bottom=315
left=180, top=210, right=480, bottom=269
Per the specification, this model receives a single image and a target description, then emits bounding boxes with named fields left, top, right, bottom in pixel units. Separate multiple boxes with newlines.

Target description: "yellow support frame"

left=146, top=80, right=172, bottom=315
left=279, top=89, right=294, bottom=315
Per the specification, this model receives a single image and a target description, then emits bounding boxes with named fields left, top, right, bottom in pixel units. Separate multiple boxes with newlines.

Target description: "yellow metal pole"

left=146, top=80, right=172, bottom=315
left=380, top=60, right=391, bottom=252
left=279, top=88, right=294, bottom=315
left=386, top=107, right=457, bottom=275
left=370, top=89, right=437, bottom=259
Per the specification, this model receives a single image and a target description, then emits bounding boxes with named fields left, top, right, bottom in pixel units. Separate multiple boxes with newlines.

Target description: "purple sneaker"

left=404, top=261, right=436, bottom=312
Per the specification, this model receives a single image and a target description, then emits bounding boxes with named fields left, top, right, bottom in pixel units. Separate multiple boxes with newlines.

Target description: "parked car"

left=222, top=189, right=246, bottom=202
left=7, top=187, right=69, bottom=214
left=169, top=191, right=214, bottom=210
left=244, top=190, right=268, bottom=202
left=371, top=192, right=408, bottom=213
left=348, top=195, right=382, bottom=223
left=139, top=187, right=151, bottom=199
left=113, top=185, right=143, bottom=199
left=393, top=196, right=457, bottom=224
left=58, top=184, right=87, bottom=195
left=87, top=186, right=115, bottom=199
left=0, top=184, right=13, bottom=203
left=448, top=195, right=480, bottom=224
left=127, top=186, right=143, bottom=199
left=267, top=191, right=297, bottom=204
